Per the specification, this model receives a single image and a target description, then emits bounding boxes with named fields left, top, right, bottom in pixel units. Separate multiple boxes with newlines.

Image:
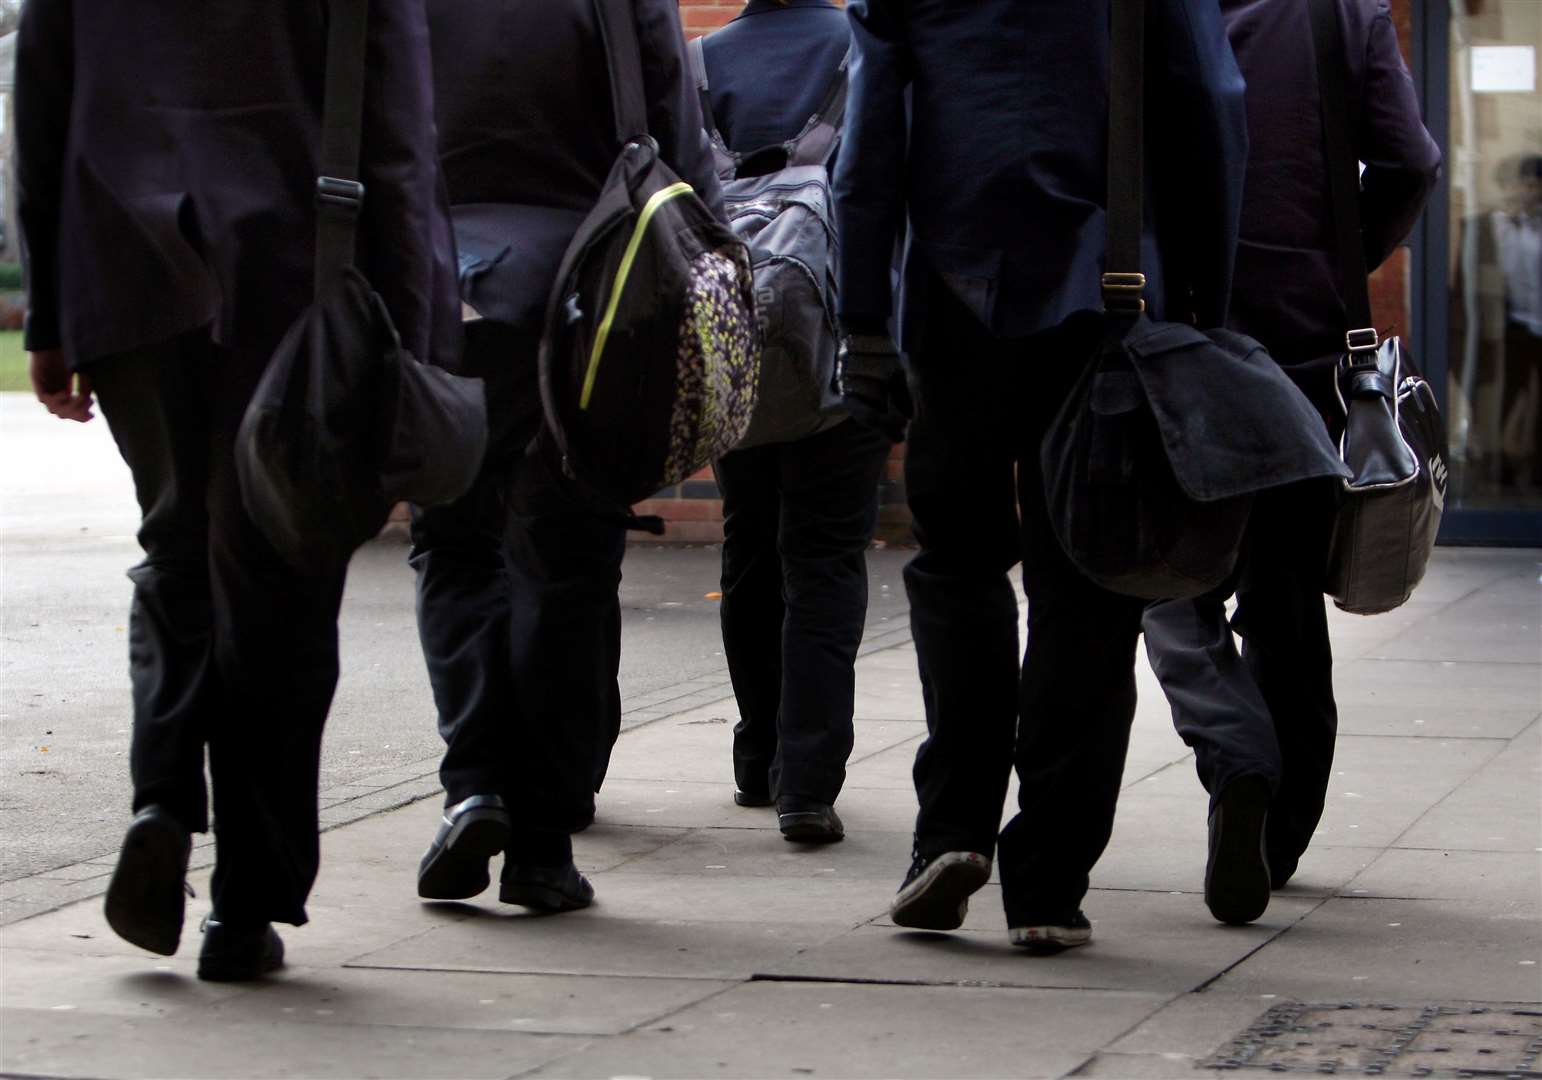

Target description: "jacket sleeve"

left=359, top=0, right=461, bottom=367
left=14, top=0, right=75, bottom=353
left=637, top=0, right=725, bottom=220
left=1147, top=0, right=1248, bottom=330
left=1356, top=2, right=1441, bottom=272
left=832, top=0, right=910, bottom=332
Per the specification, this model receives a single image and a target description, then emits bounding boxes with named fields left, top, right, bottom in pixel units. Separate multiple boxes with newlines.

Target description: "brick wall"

left=648, top=0, right=1423, bottom=544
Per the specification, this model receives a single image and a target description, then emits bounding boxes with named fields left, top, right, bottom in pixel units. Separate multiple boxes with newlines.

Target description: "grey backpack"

left=688, top=37, right=850, bottom=451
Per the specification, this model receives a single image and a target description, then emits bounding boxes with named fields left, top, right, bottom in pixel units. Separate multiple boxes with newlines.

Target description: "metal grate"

left=1205, top=1002, right=1542, bottom=1076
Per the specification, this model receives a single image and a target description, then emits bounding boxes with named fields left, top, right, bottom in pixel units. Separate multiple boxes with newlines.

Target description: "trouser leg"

left=91, top=336, right=221, bottom=835
left=903, top=292, right=1023, bottom=860
left=713, top=445, right=784, bottom=795
left=773, top=419, right=890, bottom=804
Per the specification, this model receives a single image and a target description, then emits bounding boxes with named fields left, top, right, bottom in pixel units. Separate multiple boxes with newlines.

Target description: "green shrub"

left=0, top=263, right=22, bottom=290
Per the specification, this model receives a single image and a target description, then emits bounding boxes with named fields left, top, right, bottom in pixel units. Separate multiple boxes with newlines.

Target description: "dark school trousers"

left=712, top=418, right=891, bottom=804
left=410, top=320, right=624, bottom=833
left=91, top=329, right=348, bottom=928
left=902, top=275, right=1148, bottom=924
left=1142, top=480, right=1339, bottom=870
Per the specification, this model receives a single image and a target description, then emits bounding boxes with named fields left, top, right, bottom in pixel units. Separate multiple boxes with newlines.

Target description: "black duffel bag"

left=236, top=0, right=486, bottom=572
left=1306, top=0, right=1448, bottom=614
left=1041, top=0, right=1347, bottom=601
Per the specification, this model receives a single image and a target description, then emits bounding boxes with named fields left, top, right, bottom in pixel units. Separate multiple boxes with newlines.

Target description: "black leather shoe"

left=197, top=918, right=285, bottom=982
left=499, top=860, right=594, bottom=913
left=777, top=798, right=843, bottom=843
left=104, top=806, right=192, bottom=956
left=1205, top=774, right=1273, bottom=925
left=418, top=794, right=512, bottom=901
left=733, top=787, right=774, bottom=808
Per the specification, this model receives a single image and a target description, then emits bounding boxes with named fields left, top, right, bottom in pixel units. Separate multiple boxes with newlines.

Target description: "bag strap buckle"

left=1345, top=327, right=1380, bottom=354
left=317, top=176, right=366, bottom=214
left=1102, top=272, right=1147, bottom=315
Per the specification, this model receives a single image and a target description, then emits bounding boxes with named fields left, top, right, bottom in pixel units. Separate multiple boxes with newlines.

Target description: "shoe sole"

left=1206, top=776, right=1272, bottom=925
left=417, top=810, right=512, bottom=900
left=1009, top=924, right=1092, bottom=955
left=498, top=881, right=594, bottom=913
left=198, top=932, right=286, bottom=982
left=734, top=790, right=774, bottom=808
left=104, top=815, right=189, bottom=956
left=890, top=852, right=992, bottom=931
left=779, top=813, right=843, bottom=844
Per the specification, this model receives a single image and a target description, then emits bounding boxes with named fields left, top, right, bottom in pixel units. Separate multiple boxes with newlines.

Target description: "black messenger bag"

left=1308, top=0, right=1449, bottom=615
left=236, top=0, right=487, bottom=571
left=1041, top=0, right=1348, bottom=601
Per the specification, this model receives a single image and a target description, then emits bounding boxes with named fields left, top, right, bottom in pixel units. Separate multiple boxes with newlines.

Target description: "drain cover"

left=1205, top=1002, right=1542, bottom=1076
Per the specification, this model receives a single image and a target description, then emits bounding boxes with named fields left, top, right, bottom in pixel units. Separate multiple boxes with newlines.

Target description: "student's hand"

left=837, top=332, right=912, bottom=443
left=30, top=349, right=94, bottom=423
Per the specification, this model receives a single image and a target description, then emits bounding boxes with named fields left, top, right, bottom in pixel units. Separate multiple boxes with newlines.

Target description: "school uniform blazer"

left=1221, top=0, right=1441, bottom=364
left=699, top=0, right=849, bottom=155
left=15, top=0, right=459, bottom=370
left=428, top=0, right=725, bottom=331
left=834, top=0, right=1249, bottom=340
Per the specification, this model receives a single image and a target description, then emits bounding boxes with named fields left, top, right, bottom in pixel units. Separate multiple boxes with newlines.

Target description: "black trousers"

left=713, top=418, right=890, bottom=804
left=410, top=321, right=624, bottom=833
left=92, top=330, right=348, bottom=928
left=1142, top=481, right=1339, bottom=870
left=903, top=277, right=1146, bottom=923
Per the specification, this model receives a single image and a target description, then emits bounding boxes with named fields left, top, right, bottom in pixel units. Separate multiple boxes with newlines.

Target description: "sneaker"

left=1205, top=774, right=1272, bottom=925
left=1008, top=911, right=1092, bottom=954
left=890, top=850, right=992, bottom=931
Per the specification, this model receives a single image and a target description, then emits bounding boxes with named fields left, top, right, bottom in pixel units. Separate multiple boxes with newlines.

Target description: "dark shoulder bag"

left=236, top=0, right=487, bottom=572
left=1309, top=0, right=1449, bottom=615
left=1039, top=0, right=1348, bottom=600
left=534, top=0, right=759, bottom=525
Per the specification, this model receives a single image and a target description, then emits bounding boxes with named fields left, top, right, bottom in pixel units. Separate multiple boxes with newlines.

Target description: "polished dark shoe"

left=733, top=787, right=774, bottom=808
left=777, top=798, right=844, bottom=843
left=1009, top=910, right=1092, bottom=954
left=417, top=794, right=512, bottom=901
left=890, top=850, right=992, bottom=931
left=1205, top=774, right=1273, bottom=925
left=197, top=918, right=285, bottom=982
left=499, top=860, right=595, bottom=913
left=103, top=806, right=193, bottom=956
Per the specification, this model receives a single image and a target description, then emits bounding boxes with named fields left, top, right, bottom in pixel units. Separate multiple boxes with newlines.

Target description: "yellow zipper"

left=579, top=181, right=695, bottom=410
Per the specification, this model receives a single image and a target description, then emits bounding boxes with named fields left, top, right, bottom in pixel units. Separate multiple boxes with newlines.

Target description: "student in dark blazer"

left=1143, top=0, right=1439, bottom=924
left=698, top=0, right=892, bottom=844
left=15, top=0, right=458, bottom=979
left=833, top=0, right=1248, bottom=951
left=412, top=0, right=723, bottom=912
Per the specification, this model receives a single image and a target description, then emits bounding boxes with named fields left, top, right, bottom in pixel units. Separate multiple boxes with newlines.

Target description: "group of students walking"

left=16, top=0, right=1437, bottom=980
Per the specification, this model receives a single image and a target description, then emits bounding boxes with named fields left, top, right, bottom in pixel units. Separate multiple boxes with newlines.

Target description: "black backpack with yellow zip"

left=535, top=0, right=759, bottom=526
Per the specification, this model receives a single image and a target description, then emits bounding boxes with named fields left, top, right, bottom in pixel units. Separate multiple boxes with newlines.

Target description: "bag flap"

left=1121, top=316, right=1351, bottom=502
left=1336, top=337, right=1419, bottom=490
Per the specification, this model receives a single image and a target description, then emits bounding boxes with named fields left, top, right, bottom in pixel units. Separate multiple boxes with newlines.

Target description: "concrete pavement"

left=1, top=547, right=1538, bottom=1078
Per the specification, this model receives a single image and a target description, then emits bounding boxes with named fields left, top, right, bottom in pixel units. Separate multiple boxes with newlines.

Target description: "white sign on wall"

left=1471, top=46, right=1537, bottom=94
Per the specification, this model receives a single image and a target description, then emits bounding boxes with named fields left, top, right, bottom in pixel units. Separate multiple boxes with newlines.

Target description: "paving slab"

left=1328, top=657, right=1542, bottom=712
left=1346, top=847, right=1542, bottom=904
left=522, top=981, right=1170, bottom=1080
left=1395, top=719, right=1542, bottom=853
left=1211, top=895, right=1542, bottom=1002
left=611, top=822, right=912, bottom=882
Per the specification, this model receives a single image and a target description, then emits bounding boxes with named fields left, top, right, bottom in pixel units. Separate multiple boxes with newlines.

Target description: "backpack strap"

left=314, top=0, right=370, bottom=291
left=1102, top=0, right=1147, bottom=317
left=593, top=0, right=650, bottom=146
left=688, top=34, right=742, bottom=179
left=1308, top=0, right=1375, bottom=340
left=785, top=46, right=851, bottom=169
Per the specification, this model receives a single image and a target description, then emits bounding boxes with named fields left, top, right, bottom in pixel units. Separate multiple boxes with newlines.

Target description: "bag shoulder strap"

left=315, top=0, right=371, bottom=291
left=1103, top=0, right=1147, bottom=317
left=593, top=0, right=650, bottom=147
left=784, top=47, right=851, bottom=169
left=1308, top=0, right=1375, bottom=335
left=688, top=34, right=741, bottom=178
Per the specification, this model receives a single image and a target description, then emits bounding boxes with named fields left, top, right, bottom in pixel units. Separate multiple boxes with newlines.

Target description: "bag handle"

left=1102, top=0, right=1148, bottom=317
left=1308, top=0, right=1377, bottom=347
left=594, top=0, right=651, bottom=147
left=314, top=0, right=371, bottom=292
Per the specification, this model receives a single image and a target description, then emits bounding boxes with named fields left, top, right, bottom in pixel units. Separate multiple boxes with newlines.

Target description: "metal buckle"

left=316, top=176, right=365, bottom=213
left=1345, top=327, right=1380, bottom=353
left=1102, top=272, right=1147, bottom=315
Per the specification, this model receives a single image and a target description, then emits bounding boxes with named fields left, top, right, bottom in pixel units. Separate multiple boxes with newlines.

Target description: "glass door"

left=1420, top=0, right=1542, bottom=543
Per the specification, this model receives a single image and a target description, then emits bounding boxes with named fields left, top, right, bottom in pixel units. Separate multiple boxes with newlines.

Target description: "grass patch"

left=0, top=331, right=28, bottom=392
